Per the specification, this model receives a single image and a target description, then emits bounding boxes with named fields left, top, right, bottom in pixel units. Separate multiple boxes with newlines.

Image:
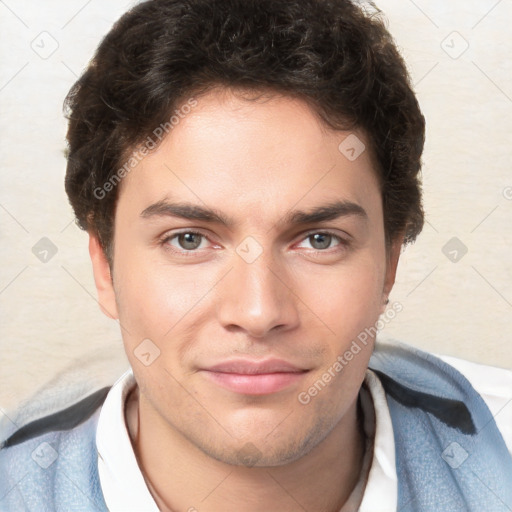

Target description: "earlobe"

left=88, top=233, right=119, bottom=320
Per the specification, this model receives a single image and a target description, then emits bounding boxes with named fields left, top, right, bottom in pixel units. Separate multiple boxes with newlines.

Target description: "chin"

left=196, top=416, right=335, bottom=468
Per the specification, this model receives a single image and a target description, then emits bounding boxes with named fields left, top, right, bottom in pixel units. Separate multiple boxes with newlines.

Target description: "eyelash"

left=159, top=229, right=349, bottom=257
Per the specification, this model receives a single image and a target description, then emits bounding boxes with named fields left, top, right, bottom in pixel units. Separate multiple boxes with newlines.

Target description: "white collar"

left=96, top=370, right=159, bottom=511
left=96, top=369, right=398, bottom=511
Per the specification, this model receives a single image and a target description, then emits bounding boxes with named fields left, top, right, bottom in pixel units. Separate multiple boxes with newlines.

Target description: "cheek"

left=345, top=265, right=385, bottom=329
left=295, top=262, right=383, bottom=417
left=295, top=254, right=385, bottom=334
left=113, top=252, right=200, bottom=331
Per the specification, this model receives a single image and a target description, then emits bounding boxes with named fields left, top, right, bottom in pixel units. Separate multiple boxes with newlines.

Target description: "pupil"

left=180, top=233, right=201, bottom=250
left=311, top=234, right=331, bottom=250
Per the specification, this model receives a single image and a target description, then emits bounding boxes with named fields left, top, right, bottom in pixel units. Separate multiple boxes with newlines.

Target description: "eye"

left=159, top=230, right=347, bottom=257
left=164, top=231, right=209, bottom=251
left=296, top=232, right=344, bottom=251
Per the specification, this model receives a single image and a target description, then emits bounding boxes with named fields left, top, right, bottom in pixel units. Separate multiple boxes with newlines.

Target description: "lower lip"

left=202, top=371, right=308, bottom=395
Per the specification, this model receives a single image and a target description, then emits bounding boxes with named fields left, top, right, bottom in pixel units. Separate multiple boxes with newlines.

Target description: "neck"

left=126, top=387, right=366, bottom=512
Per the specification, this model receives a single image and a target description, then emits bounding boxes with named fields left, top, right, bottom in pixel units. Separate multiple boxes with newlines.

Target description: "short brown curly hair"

left=64, top=0, right=425, bottom=265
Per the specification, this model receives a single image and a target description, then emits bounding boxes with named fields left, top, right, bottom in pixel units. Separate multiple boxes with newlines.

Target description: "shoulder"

left=1, top=386, right=110, bottom=450
left=370, top=339, right=512, bottom=446
left=0, top=388, right=110, bottom=511
left=369, top=340, right=483, bottom=433
left=369, top=339, right=512, bottom=510
left=437, top=353, right=512, bottom=455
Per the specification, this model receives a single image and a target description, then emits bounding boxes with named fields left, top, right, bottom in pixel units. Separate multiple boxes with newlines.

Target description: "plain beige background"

left=1, top=0, right=511, bottom=418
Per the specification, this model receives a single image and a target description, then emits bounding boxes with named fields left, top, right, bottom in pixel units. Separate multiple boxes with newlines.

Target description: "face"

left=91, top=88, right=400, bottom=467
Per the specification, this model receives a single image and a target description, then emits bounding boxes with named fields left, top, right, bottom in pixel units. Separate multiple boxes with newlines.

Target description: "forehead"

left=117, top=88, right=382, bottom=224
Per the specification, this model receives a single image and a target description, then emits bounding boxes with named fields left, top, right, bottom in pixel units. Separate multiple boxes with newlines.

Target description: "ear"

left=381, top=236, right=403, bottom=312
left=88, top=233, right=119, bottom=320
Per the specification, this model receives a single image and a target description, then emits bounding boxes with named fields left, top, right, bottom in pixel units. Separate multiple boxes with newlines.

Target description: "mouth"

left=200, top=359, right=310, bottom=395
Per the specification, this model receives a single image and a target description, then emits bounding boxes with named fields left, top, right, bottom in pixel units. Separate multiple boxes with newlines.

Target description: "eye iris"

left=310, top=233, right=331, bottom=250
left=179, top=233, right=202, bottom=250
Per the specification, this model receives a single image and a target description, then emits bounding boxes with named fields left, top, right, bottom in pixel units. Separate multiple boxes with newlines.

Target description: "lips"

left=201, top=359, right=309, bottom=395
left=207, top=359, right=305, bottom=375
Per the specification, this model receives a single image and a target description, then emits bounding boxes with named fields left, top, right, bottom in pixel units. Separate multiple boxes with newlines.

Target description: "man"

left=1, top=0, right=511, bottom=510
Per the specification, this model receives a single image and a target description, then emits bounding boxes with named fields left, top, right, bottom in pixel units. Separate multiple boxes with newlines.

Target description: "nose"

left=216, top=249, right=300, bottom=338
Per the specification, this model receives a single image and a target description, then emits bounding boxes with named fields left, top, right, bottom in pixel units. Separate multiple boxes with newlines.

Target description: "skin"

left=90, top=88, right=402, bottom=511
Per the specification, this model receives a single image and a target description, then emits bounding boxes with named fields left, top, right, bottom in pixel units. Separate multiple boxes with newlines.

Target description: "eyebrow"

left=140, top=199, right=368, bottom=227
